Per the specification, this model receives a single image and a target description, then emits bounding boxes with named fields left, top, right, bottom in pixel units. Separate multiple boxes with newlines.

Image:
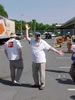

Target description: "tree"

left=0, top=4, right=8, bottom=18
left=12, top=18, right=56, bottom=34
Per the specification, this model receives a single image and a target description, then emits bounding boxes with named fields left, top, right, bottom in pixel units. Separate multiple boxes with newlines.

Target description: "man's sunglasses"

left=36, top=34, right=40, bottom=37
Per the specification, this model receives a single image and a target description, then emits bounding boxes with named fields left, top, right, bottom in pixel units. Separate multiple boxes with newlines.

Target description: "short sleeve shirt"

left=30, top=39, right=52, bottom=63
left=71, top=43, right=75, bottom=51
left=4, top=38, right=22, bottom=60
left=71, top=43, right=75, bottom=61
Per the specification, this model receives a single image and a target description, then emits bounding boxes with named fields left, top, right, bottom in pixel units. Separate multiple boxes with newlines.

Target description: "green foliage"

left=12, top=19, right=56, bottom=34
left=0, top=4, right=8, bottom=18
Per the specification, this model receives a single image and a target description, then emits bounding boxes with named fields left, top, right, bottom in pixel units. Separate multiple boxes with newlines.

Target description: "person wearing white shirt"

left=25, top=24, right=64, bottom=90
left=71, top=37, right=75, bottom=63
left=70, top=37, right=75, bottom=82
left=4, top=33, right=23, bottom=84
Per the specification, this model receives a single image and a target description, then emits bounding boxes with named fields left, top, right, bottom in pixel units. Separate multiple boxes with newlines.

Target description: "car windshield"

left=16, top=34, right=21, bottom=36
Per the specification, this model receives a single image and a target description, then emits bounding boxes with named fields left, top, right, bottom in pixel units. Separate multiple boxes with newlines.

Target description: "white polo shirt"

left=30, top=39, right=52, bottom=63
left=4, top=38, right=22, bottom=60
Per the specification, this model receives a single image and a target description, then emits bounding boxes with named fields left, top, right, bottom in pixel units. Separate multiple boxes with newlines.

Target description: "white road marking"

left=58, top=75, right=61, bottom=78
left=56, top=57, right=70, bottom=59
left=59, top=66, right=70, bottom=69
left=58, top=74, right=66, bottom=78
left=68, top=88, right=75, bottom=91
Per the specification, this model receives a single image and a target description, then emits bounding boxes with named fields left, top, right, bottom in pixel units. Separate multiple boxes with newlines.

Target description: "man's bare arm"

left=71, top=50, right=75, bottom=53
left=4, top=49, right=8, bottom=59
left=49, top=47, right=64, bottom=56
left=25, top=24, right=30, bottom=42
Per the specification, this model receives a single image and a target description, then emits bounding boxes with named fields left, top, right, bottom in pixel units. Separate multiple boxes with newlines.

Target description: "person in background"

left=69, top=36, right=75, bottom=82
left=4, top=33, right=23, bottom=84
left=71, top=36, right=75, bottom=63
left=25, top=24, right=64, bottom=90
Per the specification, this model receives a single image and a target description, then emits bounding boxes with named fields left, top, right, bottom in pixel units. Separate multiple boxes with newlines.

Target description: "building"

left=56, top=17, right=75, bottom=35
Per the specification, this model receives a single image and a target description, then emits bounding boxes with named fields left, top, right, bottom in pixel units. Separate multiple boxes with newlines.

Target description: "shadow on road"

left=0, top=78, right=32, bottom=88
left=70, top=95, right=75, bottom=100
left=46, top=69, right=68, bottom=73
left=64, top=51, right=72, bottom=54
left=56, top=78, right=75, bottom=85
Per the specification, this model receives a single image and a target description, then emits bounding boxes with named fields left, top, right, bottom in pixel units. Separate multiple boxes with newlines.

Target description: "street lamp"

left=21, top=19, right=22, bottom=33
left=21, top=14, right=24, bottom=33
left=31, top=21, right=32, bottom=33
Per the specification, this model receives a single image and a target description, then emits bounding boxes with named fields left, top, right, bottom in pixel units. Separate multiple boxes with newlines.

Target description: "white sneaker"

left=13, top=80, right=21, bottom=85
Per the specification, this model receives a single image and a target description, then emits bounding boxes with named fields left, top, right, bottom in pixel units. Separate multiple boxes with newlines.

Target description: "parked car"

left=51, top=33, right=56, bottom=37
left=16, top=33, right=24, bottom=40
left=45, top=32, right=52, bottom=39
left=29, top=33, right=33, bottom=37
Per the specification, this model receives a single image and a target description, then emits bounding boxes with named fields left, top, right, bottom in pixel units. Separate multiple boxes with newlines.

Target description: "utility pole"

left=21, top=14, right=23, bottom=33
left=34, top=21, right=36, bottom=33
left=31, top=21, right=32, bottom=33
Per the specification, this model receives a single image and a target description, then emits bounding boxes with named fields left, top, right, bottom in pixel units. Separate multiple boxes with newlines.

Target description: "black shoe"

left=32, top=84, right=40, bottom=88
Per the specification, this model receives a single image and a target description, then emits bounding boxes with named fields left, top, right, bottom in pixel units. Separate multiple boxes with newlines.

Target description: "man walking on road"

left=25, top=24, right=64, bottom=90
left=4, top=33, right=23, bottom=84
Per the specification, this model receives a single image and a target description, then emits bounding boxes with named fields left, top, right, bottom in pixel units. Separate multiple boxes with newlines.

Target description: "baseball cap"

left=10, top=33, right=17, bottom=38
left=35, top=32, right=41, bottom=35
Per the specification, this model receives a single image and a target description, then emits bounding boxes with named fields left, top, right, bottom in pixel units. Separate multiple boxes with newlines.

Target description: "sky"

left=0, top=0, right=75, bottom=25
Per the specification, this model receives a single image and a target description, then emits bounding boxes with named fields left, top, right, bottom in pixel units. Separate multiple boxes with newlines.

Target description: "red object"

left=8, top=42, right=13, bottom=47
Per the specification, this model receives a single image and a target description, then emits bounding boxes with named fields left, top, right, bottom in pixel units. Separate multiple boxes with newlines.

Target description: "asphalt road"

left=0, top=38, right=75, bottom=100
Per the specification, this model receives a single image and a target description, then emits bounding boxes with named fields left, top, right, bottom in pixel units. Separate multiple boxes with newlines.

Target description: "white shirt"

left=71, top=43, right=75, bottom=51
left=71, top=43, right=75, bottom=61
left=4, top=38, right=22, bottom=60
left=30, top=39, right=51, bottom=63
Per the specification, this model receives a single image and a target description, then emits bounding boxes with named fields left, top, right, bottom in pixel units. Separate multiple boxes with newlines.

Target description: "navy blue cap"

left=35, top=32, right=40, bottom=35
